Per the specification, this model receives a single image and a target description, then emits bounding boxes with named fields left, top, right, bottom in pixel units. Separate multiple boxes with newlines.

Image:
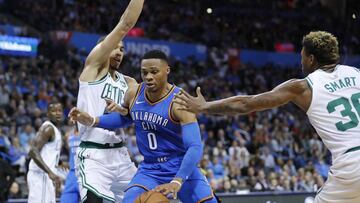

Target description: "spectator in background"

left=314, top=158, right=330, bottom=179
left=211, top=157, right=225, bottom=180
left=0, top=156, right=16, bottom=203
left=253, top=170, right=269, bottom=191
left=8, top=182, right=22, bottom=199
left=18, top=124, right=35, bottom=152
left=0, top=83, right=10, bottom=106
left=261, top=146, right=276, bottom=170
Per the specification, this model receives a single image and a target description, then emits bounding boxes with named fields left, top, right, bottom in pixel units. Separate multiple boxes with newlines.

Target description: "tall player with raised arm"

left=76, top=0, right=144, bottom=202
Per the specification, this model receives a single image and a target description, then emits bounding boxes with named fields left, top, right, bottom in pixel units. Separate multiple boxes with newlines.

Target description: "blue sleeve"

left=175, top=122, right=203, bottom=181
left=95, top=112, right=133, bottom=130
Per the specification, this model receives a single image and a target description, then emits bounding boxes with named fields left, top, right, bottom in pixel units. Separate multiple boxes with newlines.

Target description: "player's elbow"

left=118, top=19, right=136, bottom=34
left=231, top=100, right=252, bottom=115
left=240, top=102, right=253, bottom=114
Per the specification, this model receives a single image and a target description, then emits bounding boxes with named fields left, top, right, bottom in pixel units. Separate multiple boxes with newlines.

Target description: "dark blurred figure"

left=0, top=156, right=16, bottom=203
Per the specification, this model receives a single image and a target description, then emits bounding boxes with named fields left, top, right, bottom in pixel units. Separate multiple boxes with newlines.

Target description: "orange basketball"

left=134, top=190, right=170, bottom=203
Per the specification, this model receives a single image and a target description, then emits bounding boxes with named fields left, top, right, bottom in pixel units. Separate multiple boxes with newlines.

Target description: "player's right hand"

left=68, top=107, right=94, bottom=126
left=105, top=99, right=129, bottom=116
left=48, top=172, right=62, bottom=189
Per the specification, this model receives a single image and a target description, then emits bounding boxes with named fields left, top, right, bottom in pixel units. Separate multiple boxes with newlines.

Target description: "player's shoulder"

left=278, top=78, right=309, bottom=94
left=38, top=122, right=56, bottom=141
left=127, top=82, right=141, bottom=95
left=287, top=78, right=308, bottom=86
left=124, top=82, right=142, bottom=107
left=122, top=74, right=138, bottom=87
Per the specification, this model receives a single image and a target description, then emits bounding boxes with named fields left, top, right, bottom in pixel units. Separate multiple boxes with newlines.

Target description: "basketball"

left=134, top=191, right=170, bottom=203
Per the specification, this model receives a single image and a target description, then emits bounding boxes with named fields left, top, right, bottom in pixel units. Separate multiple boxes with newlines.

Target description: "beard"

left=109, top=60, right=120, bottom=70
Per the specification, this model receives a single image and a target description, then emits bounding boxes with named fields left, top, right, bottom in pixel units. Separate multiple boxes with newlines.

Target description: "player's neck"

left=49, top=120, right=61, bottom=128
left=146, top=83, right=172, bottom=102
left=109, top=69, right=117, bottom=80
left=318, top=63, right=337, bottom=73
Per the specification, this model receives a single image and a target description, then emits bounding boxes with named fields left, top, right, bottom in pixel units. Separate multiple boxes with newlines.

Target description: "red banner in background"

left=127, top=27, right=144, bottom=37
left=50, top=31, right=73, bottom=43
left=274, top=42, right=295, bottom=52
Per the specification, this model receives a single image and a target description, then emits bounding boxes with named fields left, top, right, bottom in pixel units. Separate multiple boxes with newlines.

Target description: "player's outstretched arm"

left=174, top=79, right=310, bottom=115
left=68, top=84, right=140, bottom=128
left=68, top=107, right=132, bottom=130
left=28, top=125, right=62, bottom=188
left=80, top=0, right=144, bottom=81
left=155, top=99, right=203, bottom=199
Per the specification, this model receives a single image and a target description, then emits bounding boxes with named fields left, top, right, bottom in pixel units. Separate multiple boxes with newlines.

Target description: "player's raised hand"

left=68, top=107, right=94, bottom=126
left=174, top=87, right=207, bottom=114
left=104, top=99, right=129, bottom=116
left=154, top=181, right=181, bottom=199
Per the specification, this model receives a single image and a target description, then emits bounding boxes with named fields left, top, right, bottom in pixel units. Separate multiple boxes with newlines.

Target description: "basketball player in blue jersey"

left=69, top=50, right=219, bottom=203
left=60, top=126, right=81, bottom=203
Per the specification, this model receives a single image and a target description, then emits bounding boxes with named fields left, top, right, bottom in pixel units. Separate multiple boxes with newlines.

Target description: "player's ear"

left=309, top=54, right=316, bottom=65
left=166, top=65, right=170, bottom=74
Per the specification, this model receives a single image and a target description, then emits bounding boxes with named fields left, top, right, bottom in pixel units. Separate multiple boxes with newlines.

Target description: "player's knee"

left=83, top=190, right=103, bottom=203
left=123, top=186, right=147, bottom=203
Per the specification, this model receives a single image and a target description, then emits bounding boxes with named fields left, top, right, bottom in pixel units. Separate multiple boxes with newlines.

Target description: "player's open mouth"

left=146, top=83, right=155, bottom=88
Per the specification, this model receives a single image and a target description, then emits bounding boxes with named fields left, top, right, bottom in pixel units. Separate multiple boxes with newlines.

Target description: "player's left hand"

left=105, top=99, right=129, bottom=116
left=154, top=182, right=181, bottom=199
left=68, top=107, right=93, bottom=125
left=174, top=87, right=207, bottom=114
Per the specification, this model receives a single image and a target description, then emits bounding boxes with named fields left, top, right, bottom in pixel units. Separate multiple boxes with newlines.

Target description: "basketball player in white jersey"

left=27, top=102, right=63, bottom=203
left=175, top=31, right=360, bottom=203
left=75, top=0, right=144, bottom=202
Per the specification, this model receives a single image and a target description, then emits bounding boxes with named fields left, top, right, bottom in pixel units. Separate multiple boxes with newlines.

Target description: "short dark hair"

left=302, top=31, right=340, bottom=65
left=97, top=36, right=106, bottom=44
left=142, top=50, right=168, bottom=63
left=48, top=101, right=61, bottom=111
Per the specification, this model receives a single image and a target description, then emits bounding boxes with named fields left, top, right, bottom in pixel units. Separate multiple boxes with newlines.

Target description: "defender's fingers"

left=174, top=94, right=189, bottom=102
left=68, top=107, right=78, bottom=116
left=179, top=89, right=191, bottom=98
left=196, top=87, right=203, bottom=96
left=173, top=99, right=188, bottom=107
left=107, top=103, right=116, bottom=110
left=176, top=107, right=192, bottom=112
left=104, top=98, right=113, bottom=105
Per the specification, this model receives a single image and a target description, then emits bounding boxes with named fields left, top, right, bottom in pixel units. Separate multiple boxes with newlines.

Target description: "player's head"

left=97, top=36, right=125, bottom=71
left=301, top=31, right=339, bottom=75
left=141, top=50, right=170, bottom=92
left=47, top=101, right=63, bottom=124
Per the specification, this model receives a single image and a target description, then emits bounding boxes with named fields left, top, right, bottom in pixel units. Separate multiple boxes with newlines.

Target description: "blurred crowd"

left=1, top=0, right=350, bottom=199
left=2, top=0, right=360, bottom=54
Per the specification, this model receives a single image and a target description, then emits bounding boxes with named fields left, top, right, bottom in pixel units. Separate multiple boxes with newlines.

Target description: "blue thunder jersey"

left=130, top=83, right=185, bottom=162
left=68, top=134, right=80, bottom=170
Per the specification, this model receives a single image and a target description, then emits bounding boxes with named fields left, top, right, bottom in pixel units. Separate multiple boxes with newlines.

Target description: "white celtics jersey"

left=306, top=65, right=360, bottom=161
left=77, top=71, right=128, bottom=144
left=29, top=121, right=62, bottom=172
